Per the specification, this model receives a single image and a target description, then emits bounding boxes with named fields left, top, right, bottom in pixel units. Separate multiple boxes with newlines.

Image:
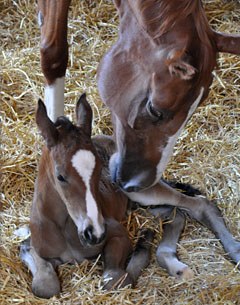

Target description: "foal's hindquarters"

left=20, top=95, right=153, bottom=298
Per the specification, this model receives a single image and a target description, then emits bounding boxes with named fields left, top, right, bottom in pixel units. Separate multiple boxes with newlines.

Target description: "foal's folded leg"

left=102, top=219, right=154, bottom=290
left=20, top=238, right=60, bottom=298
left=102, top=219, right=133, bottom=290
left=150, top=206, right=194, bottom=280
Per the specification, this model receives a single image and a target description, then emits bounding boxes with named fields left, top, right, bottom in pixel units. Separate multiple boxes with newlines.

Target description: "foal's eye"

left=146, top=101, right=164, bottom=122
left=57, top=174, right=67, bottom=183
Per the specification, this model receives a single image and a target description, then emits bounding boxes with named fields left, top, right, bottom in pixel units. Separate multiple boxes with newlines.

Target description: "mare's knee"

left=40, top=42, right=68, bottom=84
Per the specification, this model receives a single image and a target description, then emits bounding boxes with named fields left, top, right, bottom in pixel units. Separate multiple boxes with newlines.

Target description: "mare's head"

left=36, top=94, right=106, bottom=246
left=99, top=0, right=240, bottom=192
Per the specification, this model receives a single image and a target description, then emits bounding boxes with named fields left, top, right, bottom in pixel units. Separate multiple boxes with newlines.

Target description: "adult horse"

left=37, top=0, right=240, bottom=269
left=38, top=0, right=240, bottom=187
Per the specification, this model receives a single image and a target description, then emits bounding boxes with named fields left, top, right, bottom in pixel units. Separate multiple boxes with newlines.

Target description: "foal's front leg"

left=103, top=219, right=154, bottom=289
left=102, top=219, right=133, bottom=289
left=20, top=239, right=60, bottom=299
left=127, top=180, right=240, bottom=266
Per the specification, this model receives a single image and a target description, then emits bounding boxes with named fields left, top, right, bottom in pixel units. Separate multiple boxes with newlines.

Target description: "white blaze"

left=155, top=87, right=204, bottom=182
left=45, top=77, right=65, bottom=122
left=71, top=149, right=103, bottom=237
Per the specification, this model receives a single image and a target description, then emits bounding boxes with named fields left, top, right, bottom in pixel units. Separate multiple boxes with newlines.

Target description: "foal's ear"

left=76, top=93, right=93, bottom=137
left=36, top=99, right=58, bottom=149
left=214, top=31, right=240, bottom=55
left=166, top=50, right=197, bottom=80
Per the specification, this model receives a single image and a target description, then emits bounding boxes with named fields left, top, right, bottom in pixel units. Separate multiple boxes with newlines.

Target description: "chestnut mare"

left=35, top=0, right=240, bottom=280
left=20, top=94, right=154, bottom=298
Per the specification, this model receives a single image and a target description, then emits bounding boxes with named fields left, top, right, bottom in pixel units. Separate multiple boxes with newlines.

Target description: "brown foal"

left=20, top=94, right=154, bottom=298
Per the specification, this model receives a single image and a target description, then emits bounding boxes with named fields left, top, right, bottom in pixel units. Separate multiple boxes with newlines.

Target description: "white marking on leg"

left=45, top=77, right=65, bottom=122
left=157, top=245, right=194, bottom=280
left=71, top=149, right=104, bottom=238
left=155, top=87, right=204, bottom=182
left=37, top=11, right=44, bottom=27
left=14, top=226, right=30, bottom=238
left=20, top=248, right=38, bottom=275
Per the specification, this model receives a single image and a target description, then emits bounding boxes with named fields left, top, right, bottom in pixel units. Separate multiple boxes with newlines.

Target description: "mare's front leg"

left=37, top=0, right=71, bottom=121
left=127, top=180, right=240, bottom=266
left=20, top=238, right=60, bottom=299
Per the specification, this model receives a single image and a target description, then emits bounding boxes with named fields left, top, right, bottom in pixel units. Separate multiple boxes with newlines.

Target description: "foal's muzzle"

left=81, top=225, right=106, bottom=246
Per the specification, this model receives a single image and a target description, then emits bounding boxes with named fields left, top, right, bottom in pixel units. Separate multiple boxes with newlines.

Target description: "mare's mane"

left=128, top=0, right=217, bottom=76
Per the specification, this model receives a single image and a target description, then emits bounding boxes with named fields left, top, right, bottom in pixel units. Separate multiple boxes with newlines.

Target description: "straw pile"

left=1, top=0, right=239, bottom=304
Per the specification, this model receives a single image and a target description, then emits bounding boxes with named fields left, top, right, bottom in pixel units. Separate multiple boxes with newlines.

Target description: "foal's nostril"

left=83, top=225, right=96, bottom=243
left=82, top=225, right=106, bottom=245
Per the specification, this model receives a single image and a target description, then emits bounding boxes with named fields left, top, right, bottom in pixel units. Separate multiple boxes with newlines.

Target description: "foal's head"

left=36, top=94, right=106, bottom=246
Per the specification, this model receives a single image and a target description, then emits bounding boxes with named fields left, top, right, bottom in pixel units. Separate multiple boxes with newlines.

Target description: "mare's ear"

left=166, top=50, right=197, bottom=80
left=214, top=31, right=240, bottom=55
left=36, top=99, right=58, bottom=149
left=76, top=93, right=92, bottom=137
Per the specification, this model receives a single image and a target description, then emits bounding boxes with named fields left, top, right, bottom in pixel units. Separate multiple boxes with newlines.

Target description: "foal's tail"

left=126, top=228, right=154, bottom=284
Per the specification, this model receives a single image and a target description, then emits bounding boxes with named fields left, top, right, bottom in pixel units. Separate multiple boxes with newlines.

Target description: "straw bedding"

left=1, top=0, right=239, bottom=304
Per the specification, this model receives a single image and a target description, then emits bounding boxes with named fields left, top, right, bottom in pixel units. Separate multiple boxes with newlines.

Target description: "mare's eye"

left=147, top=100, right=164, bottom=122
left=57, top=174, right=67, bottom=183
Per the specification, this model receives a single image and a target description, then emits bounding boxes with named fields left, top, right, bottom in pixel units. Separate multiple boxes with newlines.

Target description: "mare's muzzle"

left=109, top=153, right=156, bottom=192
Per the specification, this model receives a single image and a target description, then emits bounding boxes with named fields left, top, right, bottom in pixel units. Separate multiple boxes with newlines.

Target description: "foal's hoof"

left=174, top=266, right=194, bottom=281
left=156, top=246, right=194, bottom=281
left=32, top=267, right=60, bottom=298
left=226, top=240, right=240, bottom=268
left=102, top=269, right=133, bottom=290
